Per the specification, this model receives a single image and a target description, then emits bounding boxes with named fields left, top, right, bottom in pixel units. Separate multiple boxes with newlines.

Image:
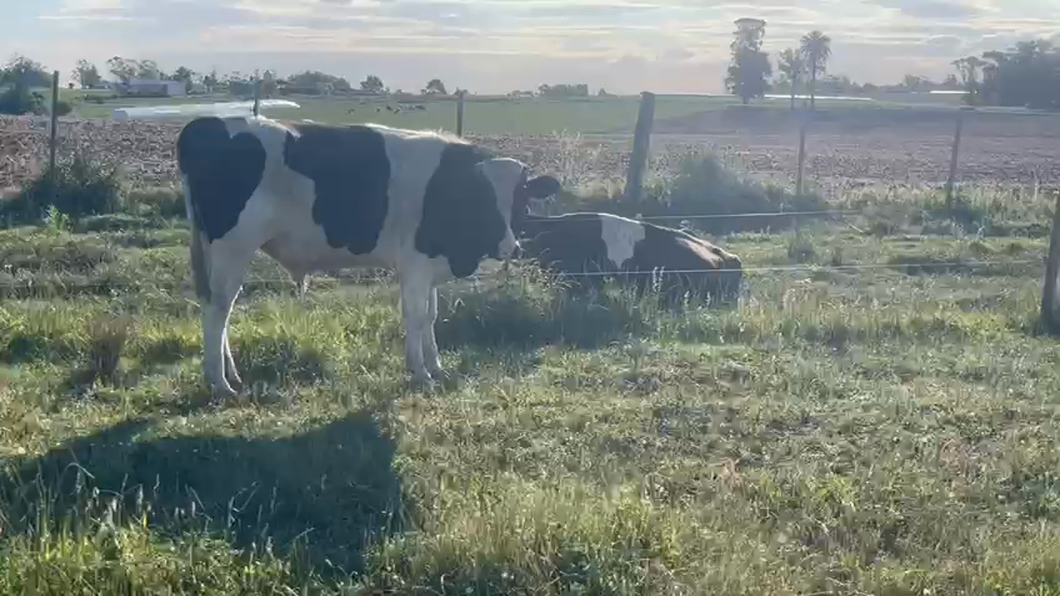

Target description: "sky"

left=3, top=0, right=1060, bottom=95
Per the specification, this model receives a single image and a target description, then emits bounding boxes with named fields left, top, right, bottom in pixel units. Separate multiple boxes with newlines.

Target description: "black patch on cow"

left=283, top=122, right=391, bottom=255
left=415, top=143, right=505, bottom=278
left=177, top=117, right=267, bottom=243
left=519, top=213, right=610, bottom=272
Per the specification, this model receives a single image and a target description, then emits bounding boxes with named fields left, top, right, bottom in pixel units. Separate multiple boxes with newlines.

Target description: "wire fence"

left=6, top=75, right=1060, bottom=324
left=0, top=258, right=1044, bottom=296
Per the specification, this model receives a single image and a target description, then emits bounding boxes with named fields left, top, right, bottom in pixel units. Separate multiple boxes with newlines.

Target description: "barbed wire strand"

left=525, top=209, right=858, bottom=222
left=0, top=258, right=1043, bottom=293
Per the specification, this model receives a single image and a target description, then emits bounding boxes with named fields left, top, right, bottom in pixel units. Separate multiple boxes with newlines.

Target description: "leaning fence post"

left=455, top=91, right=466, bottom=137
left=624, top=91, right=656, bottom=202
left=1042, top=190, right=1060, bottom=332
left=946, top=110, right=965, bottom=204
left=48, top=70, right=60, bottom=194
left=795, top=110, right=808, bottom=196
left=252, top=76, right=261, bottom=117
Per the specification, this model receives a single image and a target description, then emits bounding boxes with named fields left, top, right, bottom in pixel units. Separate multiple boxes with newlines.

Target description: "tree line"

left=726, top=18, right=1060, bottom=111
left=953, top=40, right=1060, bottom=109
left=4, top=37, right=1059, bottom=115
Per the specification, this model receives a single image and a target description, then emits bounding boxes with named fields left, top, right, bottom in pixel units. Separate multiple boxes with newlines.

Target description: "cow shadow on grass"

left=0, top=409, right=408, bottom=579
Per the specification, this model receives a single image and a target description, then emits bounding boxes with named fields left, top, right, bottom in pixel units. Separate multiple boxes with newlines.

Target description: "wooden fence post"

left=795, top=110, right=808, bottom=196
left=946, top=110, right=965, bottom=204
left=48, top=70, right=59, bottom=189
left=624, top=91, right=656, bottom=202
left=455, top=91, right=466, bottom=137
left=252, top=76, right=261, bottom=117
left=1042, top=191, right=1060, bottom=332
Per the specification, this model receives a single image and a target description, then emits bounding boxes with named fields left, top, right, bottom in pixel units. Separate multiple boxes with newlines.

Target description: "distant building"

left=117, top=79, right=187, bottom=97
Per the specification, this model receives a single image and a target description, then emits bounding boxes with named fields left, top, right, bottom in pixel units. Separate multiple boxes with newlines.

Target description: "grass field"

left=59, top=90, right=968, bottom=136
left=2, top=168, right=1060, bottom=593
left=64, top=93, right=715, bottom=135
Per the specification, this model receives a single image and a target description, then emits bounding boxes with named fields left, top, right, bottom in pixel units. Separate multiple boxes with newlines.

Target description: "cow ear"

left=525, top=175, right=561, bottom=199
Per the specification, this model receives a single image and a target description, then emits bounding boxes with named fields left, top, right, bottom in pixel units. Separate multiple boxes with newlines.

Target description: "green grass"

left=63, top=91, right=974, bottom=136
left=1, top=182, right=1060, bottom=594
left=65, top=94, right=718, bottom=135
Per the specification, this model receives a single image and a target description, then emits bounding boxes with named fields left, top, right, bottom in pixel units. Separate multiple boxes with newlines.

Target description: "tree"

left=172, top=66, right=195, bottom=93
left=537, top=83, right=590, bottom=98
left=799, top=30, right=832, bottom=109
left=202, top=69, right=219, bottom=90
left=777, top=48, right=805, bottom=110
left=136, top=59, right=160, bottom=79
left=360, top=75, right=385, bottom=94
left=423, top=78, right=447, bottom=95
left=0, top=55, right=50, bottom=115
left=952, top=56, right=986, bottom=105
left=725, top=18, right=772, bottom=104
left=73, top=59, right=101, bottom=89
left=173, top=66, right=194, bottom=82
left=974, top=39, right=1060, bottom=109
left=261, top=70, right=277, bottom=97
left=107, top=56, right=138, bottom=83
left=0, top=55, right=51, bottom=90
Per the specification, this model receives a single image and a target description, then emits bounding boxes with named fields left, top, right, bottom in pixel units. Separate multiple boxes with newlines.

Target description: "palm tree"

left=799, top=30, right=832, bottom=110
left=777, top=48, right=805, bottom=110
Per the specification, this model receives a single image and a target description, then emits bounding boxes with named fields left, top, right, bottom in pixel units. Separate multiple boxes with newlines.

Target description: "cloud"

left=869, top=0, right=988, bottom=19
left=16, top=0, right=1060, bottom=93
left=38, top=0, right=149, bottom=21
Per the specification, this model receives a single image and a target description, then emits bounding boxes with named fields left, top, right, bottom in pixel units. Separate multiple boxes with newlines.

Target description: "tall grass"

left=549, top=153, right=828, bottom=235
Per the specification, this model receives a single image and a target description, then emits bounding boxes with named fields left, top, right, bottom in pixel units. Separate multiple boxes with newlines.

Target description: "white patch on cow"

left=599, top=213, right=646, bottom=268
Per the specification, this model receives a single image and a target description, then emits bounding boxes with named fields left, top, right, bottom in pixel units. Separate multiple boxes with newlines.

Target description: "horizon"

left=4, top=0, right=1060, bottom=95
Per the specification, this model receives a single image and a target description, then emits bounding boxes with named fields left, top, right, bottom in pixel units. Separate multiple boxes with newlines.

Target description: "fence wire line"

left=0, top=258, right=1043, bottom=292
left=525, top=210, right=858, bottom=222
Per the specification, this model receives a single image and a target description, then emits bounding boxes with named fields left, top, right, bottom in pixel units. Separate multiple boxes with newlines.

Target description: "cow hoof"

left=427, top=367, right=457, bottom=390
left=226, top=374, right=245, bottom=393
left=408, top=373, right=435, bottom=391
left=210, top=384, right=240, bottom=402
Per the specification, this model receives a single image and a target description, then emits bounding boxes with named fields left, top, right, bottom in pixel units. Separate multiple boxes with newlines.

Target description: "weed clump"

left=2, top=154, right=123, bottom=226
left=555, top=153, right=827, bottom=234
left=84, top=314, right=133, bottom=386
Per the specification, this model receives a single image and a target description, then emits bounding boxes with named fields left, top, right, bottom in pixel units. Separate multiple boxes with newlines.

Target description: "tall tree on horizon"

left=800, top=30, right=832, bottom=109
left=725, top=17, right=772, bottom=105
left=777, top=48, right=805, bottom=110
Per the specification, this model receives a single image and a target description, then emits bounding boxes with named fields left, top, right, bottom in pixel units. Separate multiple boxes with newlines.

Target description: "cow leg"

left=223, top=334, right=243, bottom=392
left=399, top=273, right=434, bottom=387
left=421, top=286, right=448, bottom=381
left=202, top=246, right=254, bottom=399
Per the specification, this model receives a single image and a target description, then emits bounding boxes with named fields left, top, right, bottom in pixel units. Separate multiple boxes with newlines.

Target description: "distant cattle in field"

left=177, top=115, right=561, bottom=397
left=515, top=212, right=743, bottom=305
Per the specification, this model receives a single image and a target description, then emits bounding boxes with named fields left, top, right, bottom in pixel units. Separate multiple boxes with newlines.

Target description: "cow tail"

left=181, top=177, right=212, bottom=304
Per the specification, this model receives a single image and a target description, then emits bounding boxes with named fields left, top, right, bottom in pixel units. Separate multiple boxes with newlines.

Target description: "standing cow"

left=177, top=115, right=561, bottom=397
left=514, top=212, right=743, bottom=305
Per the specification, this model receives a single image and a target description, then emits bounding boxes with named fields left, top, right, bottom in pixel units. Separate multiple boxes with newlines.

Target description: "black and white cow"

left=515, top=212, right=743, bottom=304
left=177, top=115, right=561, bottom=397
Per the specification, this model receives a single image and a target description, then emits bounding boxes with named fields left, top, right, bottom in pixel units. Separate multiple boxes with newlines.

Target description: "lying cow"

left=177, top=115, right=561, bottom=397
left=514, top=212, right=743, bottom=305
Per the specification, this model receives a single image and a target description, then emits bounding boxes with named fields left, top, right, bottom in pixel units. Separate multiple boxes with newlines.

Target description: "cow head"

left=416, top=150, right=560, bottom=279
left=476, top=158, right=562, bottom=260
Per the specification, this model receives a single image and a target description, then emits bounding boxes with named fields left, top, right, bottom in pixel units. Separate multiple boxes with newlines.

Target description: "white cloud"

left=16, top=0, right=1060, bottom=93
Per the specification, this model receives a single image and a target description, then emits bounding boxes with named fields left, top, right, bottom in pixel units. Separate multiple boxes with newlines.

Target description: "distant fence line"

left=21, top=73, right=1060, bottom=331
